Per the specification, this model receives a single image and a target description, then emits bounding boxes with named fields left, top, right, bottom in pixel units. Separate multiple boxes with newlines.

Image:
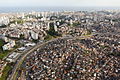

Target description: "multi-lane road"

left=8, top=35, right=93, bottom=80
left=9, top=36, right=69, bottom=80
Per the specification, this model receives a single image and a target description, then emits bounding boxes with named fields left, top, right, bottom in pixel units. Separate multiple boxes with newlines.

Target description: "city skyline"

left=0, top=0, right=120, bottom=7
left=0, top=1, right=120, bottom=79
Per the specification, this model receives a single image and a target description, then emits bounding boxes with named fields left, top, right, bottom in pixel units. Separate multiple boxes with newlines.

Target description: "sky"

left=0, top=0, right=120, bottom=7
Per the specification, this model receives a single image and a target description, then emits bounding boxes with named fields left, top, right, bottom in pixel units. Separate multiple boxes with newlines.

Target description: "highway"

left=8, top=35, right=92, bottom=80
left=8, top=36, right=70, bottom=80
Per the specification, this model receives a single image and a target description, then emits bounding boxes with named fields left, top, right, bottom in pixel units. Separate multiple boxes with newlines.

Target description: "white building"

left=57, top=22, right=60, bottom=26
left=54, top=22, right=57, bottom=31
left=2, top=44, right=9, bottom=50
left=6, top=52, right=20, bottom=62
left=31, top=31, right=39, bottom=40
left=21, top=13, right=25, bottom=19
left=9, top=33, right=20, bottom=38
left=2, top=40, right=15, bottom=51
left=47, top=22, right=50, bottom=30
left=25, top=43, right=36, bottom=47
left=9, top=40, right=16, bottom=47
left=0, top=16, right=10, bottom=26
left=70, top=19, right=73, bottom=26
left=18, top=47, right=26, bottom=51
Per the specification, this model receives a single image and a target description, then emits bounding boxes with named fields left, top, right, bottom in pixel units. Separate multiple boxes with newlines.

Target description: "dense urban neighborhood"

left=0, top=10, right=119, bottom=80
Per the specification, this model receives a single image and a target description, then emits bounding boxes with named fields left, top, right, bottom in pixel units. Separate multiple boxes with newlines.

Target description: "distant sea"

left=0, top=7, right=120, bottom=13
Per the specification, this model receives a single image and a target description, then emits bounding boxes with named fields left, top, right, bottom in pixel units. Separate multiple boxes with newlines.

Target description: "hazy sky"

left=0, top=0, right=120, bottom=7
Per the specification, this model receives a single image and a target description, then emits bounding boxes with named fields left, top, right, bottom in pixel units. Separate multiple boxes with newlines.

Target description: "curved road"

left=9, top=35, right=92, bottom=80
